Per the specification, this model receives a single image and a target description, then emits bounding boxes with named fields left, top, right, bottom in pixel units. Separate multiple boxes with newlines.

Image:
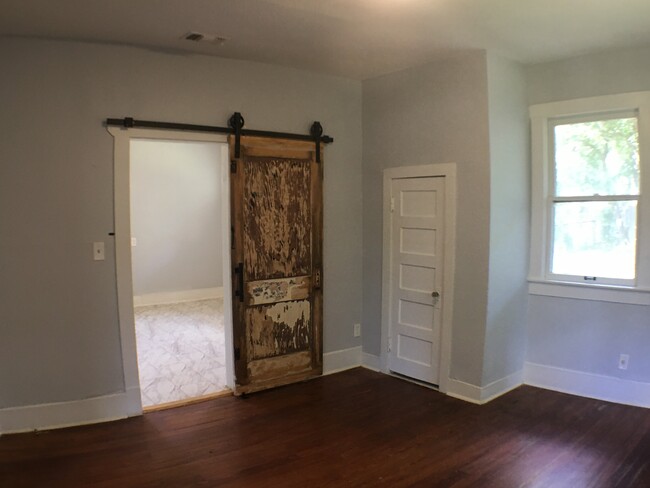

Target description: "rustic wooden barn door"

left=229, top=136, right=323, bottom=394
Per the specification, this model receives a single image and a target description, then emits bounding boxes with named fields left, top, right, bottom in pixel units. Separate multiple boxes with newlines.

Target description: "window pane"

left=551, top=201, right=637, bottom=280
left=554, top=117, right=639, bottom=197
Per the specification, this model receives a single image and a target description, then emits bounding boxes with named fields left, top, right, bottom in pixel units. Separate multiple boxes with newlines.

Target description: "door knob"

left=431, top=291, right=440, bottom=298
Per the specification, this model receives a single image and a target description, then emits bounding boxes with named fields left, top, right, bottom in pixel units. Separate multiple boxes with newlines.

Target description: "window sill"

left=528, top=278, right=650, bottom=305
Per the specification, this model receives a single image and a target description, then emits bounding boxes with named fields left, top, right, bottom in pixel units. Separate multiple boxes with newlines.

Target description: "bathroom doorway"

left=128, top=138, right=231, bottom=409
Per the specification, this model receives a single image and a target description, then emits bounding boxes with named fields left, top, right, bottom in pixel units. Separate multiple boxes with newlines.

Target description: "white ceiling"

left=2, top=0, right=650, bottom=79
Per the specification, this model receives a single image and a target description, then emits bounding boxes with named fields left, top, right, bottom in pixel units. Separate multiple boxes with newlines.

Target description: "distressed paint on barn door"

left=229, top=136, right=323, bottom=394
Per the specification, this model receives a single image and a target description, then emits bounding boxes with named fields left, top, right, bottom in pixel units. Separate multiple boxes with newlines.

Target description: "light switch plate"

left=93, top=242, right=105, bottom=261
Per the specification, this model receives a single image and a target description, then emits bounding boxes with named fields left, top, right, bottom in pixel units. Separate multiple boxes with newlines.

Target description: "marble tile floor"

left=134, top=298, right=228, bottom=408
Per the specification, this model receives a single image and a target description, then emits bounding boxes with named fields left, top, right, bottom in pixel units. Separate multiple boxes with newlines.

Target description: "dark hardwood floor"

left=1, top=368, right=649, bottom=487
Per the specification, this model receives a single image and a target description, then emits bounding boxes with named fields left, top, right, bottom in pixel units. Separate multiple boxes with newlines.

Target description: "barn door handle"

left=234, top=263, right=244, bottom=302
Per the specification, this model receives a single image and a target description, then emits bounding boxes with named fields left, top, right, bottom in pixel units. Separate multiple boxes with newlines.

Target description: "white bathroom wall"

left=130, top=139, right=223, bottom=297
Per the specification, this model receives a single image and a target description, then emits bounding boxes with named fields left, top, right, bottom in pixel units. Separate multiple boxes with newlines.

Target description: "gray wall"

left=362, top=51, right=492, bottom=386
left=0, top=38, right=362, bottom=409
left=526, top=45, right=650, bottom=105
left=130, top=139, right=224, bottom=296
left=482, top=54, right=530, bottom=385
left=525, top=46, right=650, bottom=383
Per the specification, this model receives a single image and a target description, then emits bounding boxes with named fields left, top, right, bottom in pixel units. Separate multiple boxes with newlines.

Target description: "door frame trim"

left=108, top=127, right=234, bottom=415
left=380, top=163, right=457, bottom=394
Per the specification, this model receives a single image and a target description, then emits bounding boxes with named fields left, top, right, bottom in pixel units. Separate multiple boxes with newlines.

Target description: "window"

left=529, top=93, right=650, bottom=304
left=549, top=114, right=639, bottom=285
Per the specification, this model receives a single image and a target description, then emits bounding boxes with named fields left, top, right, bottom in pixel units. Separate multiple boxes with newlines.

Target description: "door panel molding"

left=381, top=163, right=457, bottom=394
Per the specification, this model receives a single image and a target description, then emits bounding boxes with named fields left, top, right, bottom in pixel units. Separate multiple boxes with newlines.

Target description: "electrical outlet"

left=353, top=323, right=361, bottom=338
left=619, top=354, right=630, bottom=370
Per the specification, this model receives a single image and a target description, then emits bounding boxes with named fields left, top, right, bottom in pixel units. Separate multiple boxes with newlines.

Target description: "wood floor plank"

left=1, top=368, right=649, bottom=487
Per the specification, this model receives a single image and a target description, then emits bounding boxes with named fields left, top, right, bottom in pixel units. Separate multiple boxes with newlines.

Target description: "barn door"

left=229, top=136, right=323, bottom=394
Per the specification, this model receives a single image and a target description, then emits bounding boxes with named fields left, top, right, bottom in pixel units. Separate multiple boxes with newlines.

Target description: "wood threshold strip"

left=143, top=389, right=233, bottom=413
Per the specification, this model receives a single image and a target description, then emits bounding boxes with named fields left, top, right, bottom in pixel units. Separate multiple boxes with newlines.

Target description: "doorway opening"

left=109, top=127, right=233, bottom=415
left=130, top=139, right=230, bottom=409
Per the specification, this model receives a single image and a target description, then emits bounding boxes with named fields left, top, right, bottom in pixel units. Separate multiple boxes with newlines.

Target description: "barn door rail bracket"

left=105, top=114, right=334, bottom=155
left=310, top=121, right=323, bottom=163
left=229, top=112, right=245, bottom=159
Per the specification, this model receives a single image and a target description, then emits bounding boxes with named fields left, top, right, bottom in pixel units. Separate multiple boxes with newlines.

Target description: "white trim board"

left=524, top=362, right=650, bottom=409
left=528, top=280, right=650, bottom=306
left=446, top=370, right=524, bottom=405
left=133, top=287, right=224, bottom=307
left=362, top=353, right=381, bottom=372
left=0, top=388, right=141, bottom=435
left=323, top=347, right=362, bottom=375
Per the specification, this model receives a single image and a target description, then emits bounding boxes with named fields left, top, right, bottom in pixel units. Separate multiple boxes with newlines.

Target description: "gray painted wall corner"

left=361, top=50, right=493, bottom=387
left=482, top=53, right=531, bottom=386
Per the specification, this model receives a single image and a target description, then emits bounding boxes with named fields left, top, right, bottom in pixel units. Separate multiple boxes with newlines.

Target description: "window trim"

left=529, top=92, right=650, bottom=304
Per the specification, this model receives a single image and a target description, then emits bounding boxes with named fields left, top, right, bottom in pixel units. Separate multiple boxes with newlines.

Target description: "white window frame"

left=529, top=92, right=650, bottom=305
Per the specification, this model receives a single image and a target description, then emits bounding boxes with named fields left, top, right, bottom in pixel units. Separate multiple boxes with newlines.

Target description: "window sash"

left=546, top=196, right=639, bottom=287
left=548, top=112, right=640, bottom=200
left=552, top=195, right=639, bottom=203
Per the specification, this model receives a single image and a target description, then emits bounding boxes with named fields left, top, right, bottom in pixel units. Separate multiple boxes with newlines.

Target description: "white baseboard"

left=323, top=346, right=362, bottom=375
left=524, top=362, right=650, bottom=408
left=482, top=370, right=524, bottom=402
left=446, top=379, right=482, bottom=404
left=0, top=387, right=142, bottom=435
left=361, top=352, right=381, bottom=372
left=133, top=287, right=223, bottom=307
left=447, top=369, right=524, bottom=405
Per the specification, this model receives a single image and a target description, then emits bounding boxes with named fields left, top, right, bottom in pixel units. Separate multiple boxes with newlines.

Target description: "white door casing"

left=381, top=164, right=456, bottom=393
left=388, top=177, right=444, bottom=384
left=108, top=127, right=234, bottom=416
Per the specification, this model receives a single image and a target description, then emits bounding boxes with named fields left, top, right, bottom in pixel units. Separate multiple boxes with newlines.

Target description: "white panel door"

left=388, top=176, right=445, bottom=384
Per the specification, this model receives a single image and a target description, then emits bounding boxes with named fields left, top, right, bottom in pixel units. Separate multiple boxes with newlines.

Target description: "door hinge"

left=230, top=159, right=237, bottom=173
left=388, top=338, right=392, bottom=353
left=234, top=347, right=241, bottom=361
left=231, top=225, right=235, bottom=250
left=390, top=197, right=395, bottom=213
